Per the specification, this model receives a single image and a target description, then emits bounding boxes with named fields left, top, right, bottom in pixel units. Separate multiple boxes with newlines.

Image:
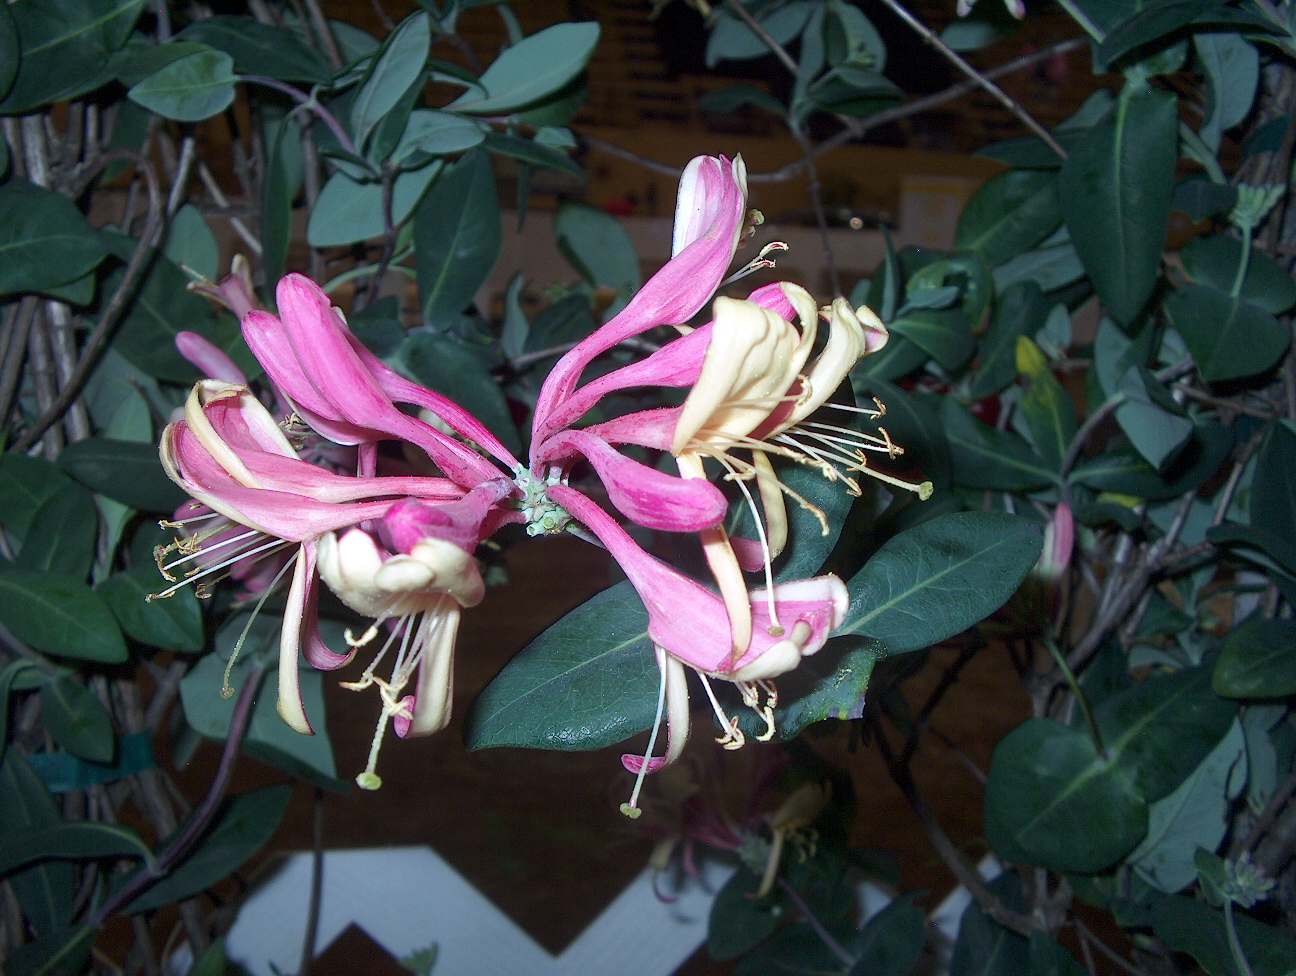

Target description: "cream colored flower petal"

left=183, top=383, right=262, bottom=488
left=752, top=450, right=789, bottom=559
left=659, top=647, right=691, bottom=767
left=276, top=548, right=315, bottom=735
left=778, top=298, right=870, bottom=431
left=404, top=596, right=460, bottom=736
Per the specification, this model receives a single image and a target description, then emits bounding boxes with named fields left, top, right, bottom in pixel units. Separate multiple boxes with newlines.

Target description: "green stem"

left=1230, top=230, right=1253, bottom=299
left=1053, top=0, right=1106, bottom=41
left=1224, top=900, right=1258, bottom=976
left=1046, top=637, right=1105, bottom=757
left=1180, top=122, right=1228, bottom=184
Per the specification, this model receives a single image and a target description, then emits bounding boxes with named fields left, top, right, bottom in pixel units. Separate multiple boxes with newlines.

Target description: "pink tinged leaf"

left=277, top=545, right=317, bottom=735
left=175, top=331, right=246, bottom=384
left=540, top=429, right=727, bottom=532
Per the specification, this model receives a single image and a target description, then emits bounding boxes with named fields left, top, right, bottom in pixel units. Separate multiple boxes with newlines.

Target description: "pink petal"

left=175, top=331, right=246, bottom=385
left=621, top=754, right=668, bottom=774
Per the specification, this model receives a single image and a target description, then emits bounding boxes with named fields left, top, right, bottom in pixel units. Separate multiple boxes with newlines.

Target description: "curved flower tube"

left=531, top=154, right=749, bottom=448
left=546, top=484, right=846, bottom=816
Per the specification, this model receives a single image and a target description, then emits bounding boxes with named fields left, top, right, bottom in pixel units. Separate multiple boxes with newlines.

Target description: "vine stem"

left=871, top=0, right=1068, bottom=160
left=239, top=75, right=359, bottom=158
left=1224, top=901, right=1259, bottom=976
left=90, top=664, right=265, bottom=925
left=776, top=878, right=856, bottom=968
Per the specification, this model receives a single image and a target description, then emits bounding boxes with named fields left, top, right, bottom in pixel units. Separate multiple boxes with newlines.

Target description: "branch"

left=777, top=878, right=856, bottom=968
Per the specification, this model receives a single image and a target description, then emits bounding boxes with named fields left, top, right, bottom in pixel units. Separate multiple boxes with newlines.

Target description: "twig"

left=196, top=159, right=263, bottom=255
left=0, top=296, right=39, bottom=431
left=871, top=0, right=1067, bottom=159
left=899, top=643, right=978, bottom=768
left=13, top=150, right=165, bottom=453
left=1239, top=764, right=1296, bottom=855
left=239, top=76, right=358, bottom=158
left=777, top=877, right=856, bottom=968
left=794, top=130, right=842, bottom=296
left=1173, top=382, right=1275, bottom=418
left=91, top=665, right=265, bottom=924
left=300, top=0, right=343, bottom=67
left=165, top=135, right=197, bottom=218
left=298, top=788, right=326, bottom=976
left=1073, top=915, right=1146, bottom=976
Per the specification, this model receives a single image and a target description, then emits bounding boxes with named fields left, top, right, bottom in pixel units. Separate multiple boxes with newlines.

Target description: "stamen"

left=356, top=715, right=387, bottom=791
left=721, top=241, right=789, bottom=286
left=219, top=555, right=297, bottom=698
left=824, top=397, right=886, bottom=419
left=717, top=455, right=781, bottom=634
left=697, top=673, right=745, bottom=750
left=620, top=651, right=669, bottom=820
left=149, top=537, right=293, bottom=600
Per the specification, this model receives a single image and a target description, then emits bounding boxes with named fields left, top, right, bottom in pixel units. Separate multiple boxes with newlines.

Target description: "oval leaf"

left=128, top=49, right=236, bottom=122
left=836, top=512, right=1044, bottom=651
left=0, top=568, right=127, bottom=663
left=448, top=22, right=600, bottom=115
left=1214, top=617, right=1296, bottom=699
left=58, top=437, right=189, bottom=513
left=413, top=148, right=500, bottom=325
left=15, top=483, right=98, bottom=580
left=98, top=566, right=204, bottom=653
left=39, top=672, right=115, bottom=763
left=0, top=822, right=153, bottom=878
left=1163, top=283, right=1288, bottom=382
left=0, top=179, right=110, bottom=297
left=955, top=169, right=1061, bottom=267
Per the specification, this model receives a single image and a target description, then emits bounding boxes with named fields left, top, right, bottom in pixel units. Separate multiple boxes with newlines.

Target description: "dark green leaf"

left=698, top=82, right=786, bottom=116
left=984, top=718, right=1147, bottom=872
left=854, top=379, right=952, bottom=495
left=25, top=730, right=156, bottom=793
left=554, top=199, right=641, bottom=298
left=524, top=293, right=594, bottom=353
left=1207, top=522, right=1296, bottom=578
left=98, top=566, right=204, bottom=653
left=0, top=456, right=71, bottom=544
left=888, top=308, right=973, bottom=371
left=1016, top=334, right=1076, bottom=471
left=0, top=1, right=17, bottom=101
left=1195, top=33, right=1258, bottom=151
left=1171, top=177, right=1238, bottom=221
left=260, top=114, right=301, bottom=287
left=949, top=873, right=1029, bottom=976
left=708, top=866, right=783, bottom=960
left=849, top=892, right=925, bottom=976
left=177, top=16, right=331, bottom=84
left=1059, top=84, right=1177, bottom=326
left=124, top=784, right=291, bottom=912
left=991, top=239, right=1086, bottom=294
left=0, top=751, right=74, bottom=938
left=940, top=398, right=1056, bottom=491
left=1151, top=894, right=1296, bottom=976
left=1070, top=424, right=1232, bottom=500
left=163, top=203, right=220, bottom=283
left=2, top=924, right=94, bottom=976
left=0, top=821, right=152, bottom=876
left=38, top=673, right=114, bottom=763
left=1114, top=365, right=1193, bottom=471
left=852, top=333, right=928, bottom=382
left=448, top=22, right=600, bottom=114
left=1214, top=618, right=1296, bottom=699
left=733, top=919, right=852, bottom=976
left=390, top=109, right=484, bottom=166
left=0, top=568, right=126, bottom=663
left=707, top=2, right=814, bottom=66
left=414, top=148, right=500, bottom=325
left=0, top=0, right=143, bottom=112
left=15, top=483, right=97, bottom=580
left=466, top=581, right=657, bottom=751
left=394, top=332, right=520, bottom=455
left=128, top=49, right=236, bottom=121
left=58, top=437, right=189, bottom=513
left=836, top=512, right=1042, bottom=652
left=305, top=161, right=443, bottom=247
left=114, top=40, right=212, bottom=88
left=1250, top=421, right=1296, bottom=533
left=1093, top=663, right=1236, bottom=803
left=350, top=12, right=430, bottom=154
left=955, top=170, right=1061, bottom=267
left=0, top=179, right=110, bottom=297
left=1181, top=233, right=1296, bottom=315
left=968, top=281, right=1048, bottom=399
left=1094, top=0, right=1221, bottom=70
left=1164, top=284, right=1288, bottom=382
left=480, top=131, right=583, bottom=178
left=1029, top=931, right=1087, bottom=976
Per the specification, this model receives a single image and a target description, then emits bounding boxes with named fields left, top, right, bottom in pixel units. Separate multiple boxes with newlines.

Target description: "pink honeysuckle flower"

left=155, top=380, right=515, bottom=754
left=242, top=273, right=516, bottom=486
left=1037, top=501, right=1074, bottom=583
left=545, top=483, right=847, bottom=818
left=175, top=331, right=247, bottom=386
left=530, top=154, right=750, bottom=447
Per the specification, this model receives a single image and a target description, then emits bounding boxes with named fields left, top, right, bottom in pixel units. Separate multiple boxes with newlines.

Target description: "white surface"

left=223, top=847, right=734, bottom=976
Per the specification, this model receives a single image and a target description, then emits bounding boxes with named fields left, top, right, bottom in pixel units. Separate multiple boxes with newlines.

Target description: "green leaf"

left=836, top=512, right=1042, bottom=651
left=1172, top=177, right=1238, bottom=221
left=181, top=615, right=343, bottom=791
left=1164, top=284, right=1288, bottom=382
left=855, top=380, right=952, bottom=495
left=955, top=169, right=1061, bottom=267
left=0, top=568, right=127, bottom=663
left=888, top=308, right=973, bottom=371
left=991, top=239, right=1086, bottom=294
left=465, top=581, right=657, bottom=751
left=394, top=332, right=520, bottom=455
left=1059, top=84, right=1177, bottom=326
left=1114, top=365, right=1193, bottom=471
left=0, top=455, right=73, bottom=544
left=1015, top=335, right=1076, bottom=471
left=939, top=398, right=1056, bottom=491
left=128, top=49, right=236, bottom=121
left=0, top=179, right=110, bottom=297
left=414, top=148, right=499, bottom=325
left=260, top=114, right=300, bottom=287
left=114, top=40, right=211, bottom=87
left=16, top=483, right=97, bottom=580
left=0, top=0, right=143, bottom=112
left=554, top=199, right=641, bottom=299
left=1195, top=33, right=1258, bottom=151
left=1151, top=894, right=1296, bottom=976
left=163, top=203, right=219, bottom=282
left=1207, top=522, right=1296, bottom=578
left=0, top=751, right=74, bottom=938
left=177, top=16, right=331, bottom=84
left=24, top=730, right=156, bottom=793
left=305, top=161, right=443, bottom=248
left=58, top=437, right=189, bottom=513
left=1127, top=719, right=1246, bottom=893
left=480, top=130, right=583, bottom=178
left=849, top=892, right=925, bottom=976
left=1180, top=233, right=1296, bottom=314
left=98, top=566, right=204, bottom=653
left=124, top=784, right=291, bottom=913
left=852, top=333, right=928, bottom=382
left=984, top=718, right=1147, bottom=873
left=1093, top=662, right=1236, bottom=803
left=390, top=109, right=484, bottom=166
left=38, top=672, right=114, bottom=763
left=448, top=22, right=600, bottom=114
left=350, top=12, right=430, bottom=154
left=707, top=3, right=813, bottom=66
left=698, top=83, right=786, bottom=116
left=949, top=873, right=1029, bottom=976
left=1214, top=618, right=1296, bottom=699
left=1029, top=931, right=1088, bottom=976
left=1093, top=0, right=1220, bottom=70
left=0, top=821, right=152, bottom=877
left=2, top=924, right=95, bottom=976
left=0, top=1, right=18, bottom=102
left=1070, top=424, right=1233, bottom=500
left=708, top=866, right=783, bottom=960
left=968, top=281, right=1048, bottom=399
left=186, top=938, right=229, bottom=976
left=1251, top=421, right=1296, bottom=531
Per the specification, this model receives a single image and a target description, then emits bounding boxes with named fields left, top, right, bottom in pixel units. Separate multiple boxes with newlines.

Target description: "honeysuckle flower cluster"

left=156, top=153, right=930, bottom=799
